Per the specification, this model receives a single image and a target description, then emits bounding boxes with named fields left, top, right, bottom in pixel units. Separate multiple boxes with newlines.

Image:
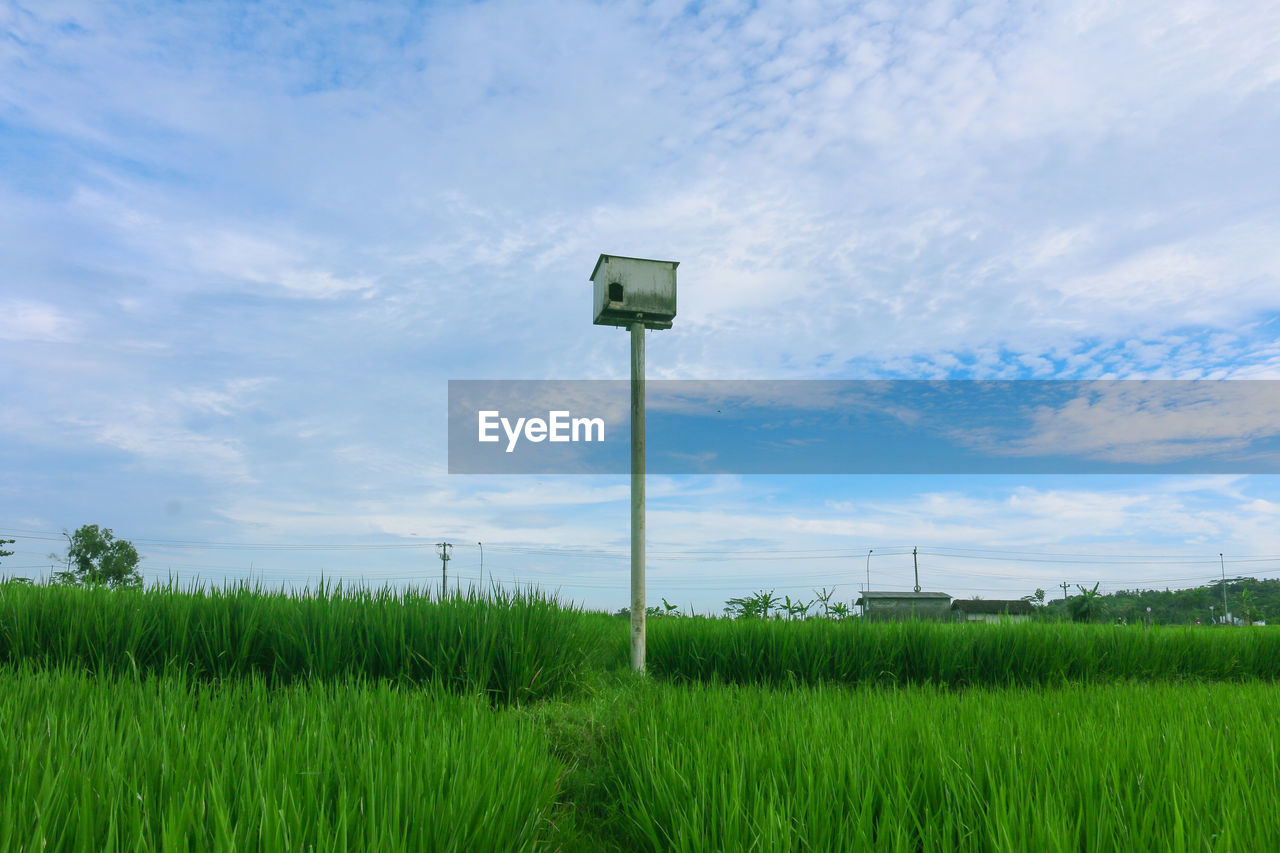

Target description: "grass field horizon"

left=5, top=580, right=1278, bottom=689
left=3, top=582, right=1278, bottom=850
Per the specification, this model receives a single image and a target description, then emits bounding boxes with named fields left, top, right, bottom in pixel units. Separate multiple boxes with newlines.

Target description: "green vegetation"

left=580, top=680, right=1280, bottom=851
left=648, top=615, right=1280, bottom=686
left=8, top=666, right=1276, bottom=851
left=1066, top=581, right=1102, bottom=622
left=3, top=582, right=1279, bottom=850
left=719, top=577, right=1280, bottom=625
left=1052, top=576, right=1280, bottom=625
left=0, top=581, right=616, bottom=703
left=0, top=665, right=559, bottom=852
left=10, top=583, right=1279, bottom=694
left=50, top=524, right=143, bottom=588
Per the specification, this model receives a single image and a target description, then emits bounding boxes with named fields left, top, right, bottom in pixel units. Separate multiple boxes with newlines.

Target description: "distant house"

left=855, top=591, right=952, bottom=621
left=951, top=599, right=1035, bottom=623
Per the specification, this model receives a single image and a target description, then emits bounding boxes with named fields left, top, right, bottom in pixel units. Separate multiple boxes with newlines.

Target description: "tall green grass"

left=0, top=581, right=616, bottom=702
left=10, top=584, right=1277, bottom=695
left=648, top=617, right=1280, bottom=686
left=590, top=681, right=1280, bottom=851
left=0, top=665, right=563, bottom=852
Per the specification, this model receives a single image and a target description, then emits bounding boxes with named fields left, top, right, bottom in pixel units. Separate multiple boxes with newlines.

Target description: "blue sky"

left=3, top=0, right=1280, bottom=612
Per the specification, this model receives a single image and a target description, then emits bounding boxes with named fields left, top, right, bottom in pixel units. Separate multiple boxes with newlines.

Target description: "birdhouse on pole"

left=590, top=252, right=678, bottom=674
left=590, top=254, right=678, bottom=330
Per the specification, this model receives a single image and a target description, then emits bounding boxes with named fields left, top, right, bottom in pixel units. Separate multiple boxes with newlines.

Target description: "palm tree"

left=814, top=587, right=835, bottom=618
left=1240, top=589, right=1260, bottom=626
left=1067, top=583, right=1102, bottom=623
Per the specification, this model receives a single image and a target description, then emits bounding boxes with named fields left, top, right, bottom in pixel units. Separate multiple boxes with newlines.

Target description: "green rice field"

left=2, top=583, right=1278, bottom=851
left=0, top=581, right=619, bottom=703
left=583, top=680, right=1280, bottom=851
left=0, top=667, right=559, bottom=853
left=647, top=615, right=1280, bottom=685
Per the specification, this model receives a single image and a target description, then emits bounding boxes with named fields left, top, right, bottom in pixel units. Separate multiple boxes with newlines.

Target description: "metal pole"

left=1221, top=553, right=1228, bottom=623
left=865, top=549, right=873, bottom=620
left=478, top=541, right=484, bottom=594
left=630, top=320, right=646, bottom=672
left=913, top=546, right=920, bottom=593
left=436, top=542, right=451, bottom=597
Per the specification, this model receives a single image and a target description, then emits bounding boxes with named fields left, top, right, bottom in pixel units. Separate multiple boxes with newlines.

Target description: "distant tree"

left=1240, top=589, right=1261, bottom=626
left=1016, top=589, right=1047, bottom=619
left=50, top=525, right=142, bottom=589
left=814, top=587, right=836, bottom=618
left=0, top=536, right=28, bottom=584
left=724, top=589, right=779, bottom=619
left=782, top=595, right=812, bottom=620
left=1067, top=582, right=1102, bottom=623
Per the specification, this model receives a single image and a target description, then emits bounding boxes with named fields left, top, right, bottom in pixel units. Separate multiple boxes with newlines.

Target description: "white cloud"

left=3, top=0, right=1280, bottom=603
left=171, top=378, right=273, bottom=417
left=997, top=382, right=1280, bottom=463
left=0, top=299, right=77, bottom=342
left=66, top=188, right=374, bottom=299
left=86, top=414, right=252, bottom=483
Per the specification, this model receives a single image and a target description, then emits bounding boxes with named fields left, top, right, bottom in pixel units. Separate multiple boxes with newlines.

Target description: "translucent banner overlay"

left=448, top=380, right=1280, bottom=474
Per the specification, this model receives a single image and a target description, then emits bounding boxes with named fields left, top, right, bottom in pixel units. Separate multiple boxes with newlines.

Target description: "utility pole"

left=477, top=542, right=484, bottom=593
left=1060, top=581, right=1071, bottom=602
left=436, top=542, right=451, bottom=596
left=1220, top=553, right=1228, bottom=624
left=865, top=549, right=873, bottom=620
left=913, top=546, right=920, bottom=593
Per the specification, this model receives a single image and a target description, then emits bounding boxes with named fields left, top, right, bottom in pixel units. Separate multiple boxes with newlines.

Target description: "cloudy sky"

left=3, top=0, right=1280, bottom=612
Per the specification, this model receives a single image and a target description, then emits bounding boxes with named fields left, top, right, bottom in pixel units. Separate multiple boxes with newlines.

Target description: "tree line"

left=0, top=525, right=141, bottom=588
left=631, top=580, right=1280, bottom=625
left=1045, top=578, right=1277, bottom=625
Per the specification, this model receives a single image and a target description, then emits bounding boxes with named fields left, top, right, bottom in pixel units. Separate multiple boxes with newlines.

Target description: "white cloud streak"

left=2, top=0, right=1280, bottom=603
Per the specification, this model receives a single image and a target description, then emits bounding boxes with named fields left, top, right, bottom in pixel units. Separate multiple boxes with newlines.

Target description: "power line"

left=8, top=527, right=1279, bottom=563
left=8, top=528, right=1280, bottom=596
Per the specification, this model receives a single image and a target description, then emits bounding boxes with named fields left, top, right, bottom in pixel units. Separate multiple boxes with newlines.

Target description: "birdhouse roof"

left=590, top=254, right=680, bottom=281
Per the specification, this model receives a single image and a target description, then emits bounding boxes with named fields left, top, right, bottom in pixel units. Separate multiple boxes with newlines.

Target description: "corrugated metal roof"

left=855, top=591, right=951, bottom=605
left=950, top=599, right=1035, bottom=615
